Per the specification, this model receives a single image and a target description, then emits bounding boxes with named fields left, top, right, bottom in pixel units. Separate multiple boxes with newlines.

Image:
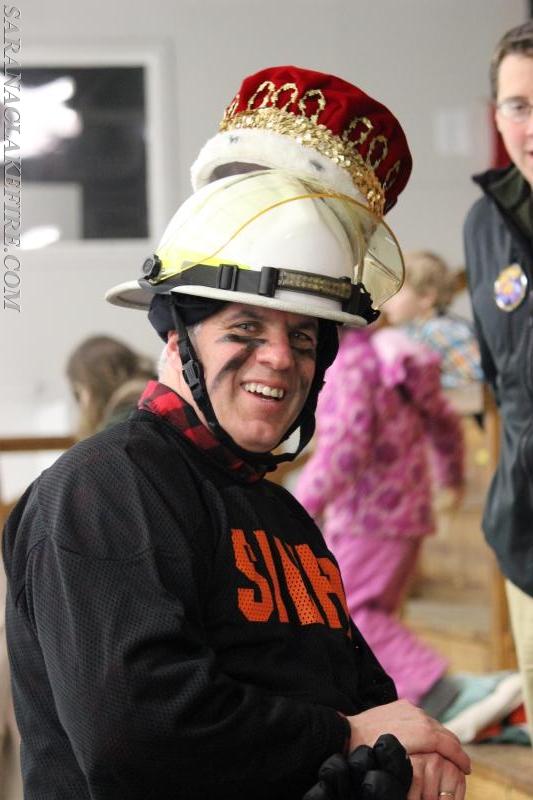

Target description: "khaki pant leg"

left=505, top=578, right=533, bottom=742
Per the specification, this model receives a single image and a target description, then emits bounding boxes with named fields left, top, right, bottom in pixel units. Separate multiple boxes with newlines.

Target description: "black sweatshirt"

left=3, top=407, right=396, bottom=799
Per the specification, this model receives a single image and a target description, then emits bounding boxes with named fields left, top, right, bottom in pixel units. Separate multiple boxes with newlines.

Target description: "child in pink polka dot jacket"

left=296, top=324, right=465, bottom=714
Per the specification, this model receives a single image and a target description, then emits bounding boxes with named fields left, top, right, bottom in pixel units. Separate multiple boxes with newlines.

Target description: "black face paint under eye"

left=221, top=332, right=316, bottom=358
left=211, top=338, right=261, bottom=389
left=292, top=342, right=317, bottom=359
left=222, top=334, right=264, bottom=347
left=211, top=333, right=317, bottom=390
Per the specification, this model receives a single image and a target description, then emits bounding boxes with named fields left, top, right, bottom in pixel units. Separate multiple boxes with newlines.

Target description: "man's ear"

left=164, top=330, right=183, bottom=370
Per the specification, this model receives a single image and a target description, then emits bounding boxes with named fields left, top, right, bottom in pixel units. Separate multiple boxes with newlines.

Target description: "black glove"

left=303, top=754, right=352, bottom=800
left=302, top=733, right=412, bottom=800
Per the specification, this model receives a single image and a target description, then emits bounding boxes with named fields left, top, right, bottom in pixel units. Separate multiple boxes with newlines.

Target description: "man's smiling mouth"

left=243, top=382, right=285, bottom=400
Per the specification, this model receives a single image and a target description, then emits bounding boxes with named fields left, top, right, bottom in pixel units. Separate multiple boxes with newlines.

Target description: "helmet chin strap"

left=169, top=300, right=316, bottom=471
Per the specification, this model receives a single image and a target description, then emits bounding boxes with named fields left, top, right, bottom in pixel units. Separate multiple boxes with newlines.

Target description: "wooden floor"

left=402, top=416, right=531, bottom=795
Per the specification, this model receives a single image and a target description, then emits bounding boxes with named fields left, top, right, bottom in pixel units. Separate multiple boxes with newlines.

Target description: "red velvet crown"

left=217, top=65, right=412, bottom=215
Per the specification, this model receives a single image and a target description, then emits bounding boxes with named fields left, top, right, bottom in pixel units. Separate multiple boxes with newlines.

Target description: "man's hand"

left=408, top=753, right=467, bottom=800
left=347, top=700, right=471, bottom=775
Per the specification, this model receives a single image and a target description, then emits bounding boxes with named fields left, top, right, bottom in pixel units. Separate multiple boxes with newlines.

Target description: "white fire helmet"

left=106, top=169, right=405, bottom=326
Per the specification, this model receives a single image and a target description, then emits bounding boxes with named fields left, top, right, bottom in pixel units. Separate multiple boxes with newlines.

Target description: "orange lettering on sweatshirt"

left=295, top=545, right=351, bottom=634
left=274, top=538, right=324, bottom=625
left=231, top=528, right=273, bottom=622
left=230, top=528, right=350, bottom=634
left=254, top=530, right=289, bottom=622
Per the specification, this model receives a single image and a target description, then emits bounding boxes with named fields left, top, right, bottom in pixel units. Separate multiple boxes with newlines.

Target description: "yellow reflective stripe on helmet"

left=153, top=248, right=254, bottom=283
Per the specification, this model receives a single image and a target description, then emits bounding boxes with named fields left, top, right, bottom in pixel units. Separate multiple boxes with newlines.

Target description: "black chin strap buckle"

left=182, top=358, right=202, bottom=395
left=168, top=298, right=205, bottom=403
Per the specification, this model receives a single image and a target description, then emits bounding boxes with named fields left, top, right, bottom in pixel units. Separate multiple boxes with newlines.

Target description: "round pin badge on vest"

left=494, top=263, right=528, bottom=311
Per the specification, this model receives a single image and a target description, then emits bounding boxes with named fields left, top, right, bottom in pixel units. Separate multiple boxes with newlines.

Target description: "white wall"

left=0, top=0, right=527, bottom=441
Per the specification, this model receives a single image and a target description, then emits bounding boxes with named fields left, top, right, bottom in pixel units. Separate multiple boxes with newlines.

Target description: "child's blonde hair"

left=403, top=250, right=457, bottom=312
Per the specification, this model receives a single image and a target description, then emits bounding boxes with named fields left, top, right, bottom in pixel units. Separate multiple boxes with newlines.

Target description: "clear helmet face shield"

left=106, top=169, right=404, bottom=326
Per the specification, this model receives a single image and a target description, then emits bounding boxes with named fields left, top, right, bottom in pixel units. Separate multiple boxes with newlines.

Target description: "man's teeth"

left=243, top=382, right=285, bottom=399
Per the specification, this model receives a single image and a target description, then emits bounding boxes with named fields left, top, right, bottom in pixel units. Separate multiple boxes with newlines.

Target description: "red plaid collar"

left=138, top=380, right=265, bottom=483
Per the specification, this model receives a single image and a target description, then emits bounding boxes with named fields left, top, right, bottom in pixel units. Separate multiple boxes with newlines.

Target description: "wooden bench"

left=466, top=744, right=533, bottom=799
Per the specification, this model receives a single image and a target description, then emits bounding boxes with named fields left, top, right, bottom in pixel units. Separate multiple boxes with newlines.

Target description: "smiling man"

left=3, top=70, right=470, bottom=800
left=163, top=304, right=319, bottom=454
left=465, top=21, right=533, bottom=745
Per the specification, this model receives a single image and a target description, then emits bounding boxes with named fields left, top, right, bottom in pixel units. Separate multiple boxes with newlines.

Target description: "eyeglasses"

left=496, top=98, right=533, bottom=123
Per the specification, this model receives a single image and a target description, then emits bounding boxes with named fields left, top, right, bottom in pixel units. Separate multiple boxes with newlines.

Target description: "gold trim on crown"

left=219, top=106, right=386, bottom=216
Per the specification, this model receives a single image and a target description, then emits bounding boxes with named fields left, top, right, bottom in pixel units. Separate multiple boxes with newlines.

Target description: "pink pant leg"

left=329, top=533, right=447, bottom=705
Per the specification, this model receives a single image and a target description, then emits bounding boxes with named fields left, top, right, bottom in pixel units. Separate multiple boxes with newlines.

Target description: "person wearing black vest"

left=464, top=21, right=533, bottom=745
